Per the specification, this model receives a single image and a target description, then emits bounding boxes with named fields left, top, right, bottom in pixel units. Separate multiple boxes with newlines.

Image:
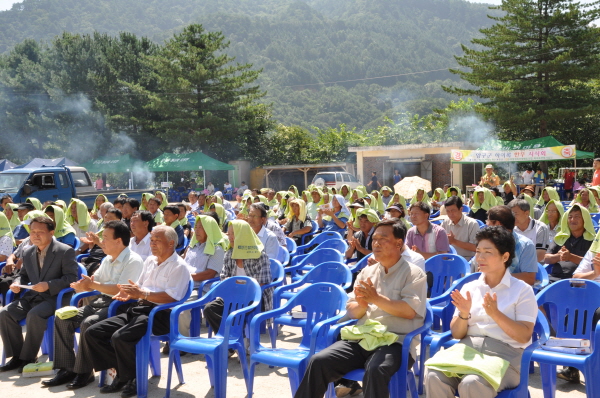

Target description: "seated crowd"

left=0, top=168, right=598, bottom=398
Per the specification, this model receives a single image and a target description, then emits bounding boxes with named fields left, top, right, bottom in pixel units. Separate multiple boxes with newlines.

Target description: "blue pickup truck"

left=0, top=165, right=146, bottom=208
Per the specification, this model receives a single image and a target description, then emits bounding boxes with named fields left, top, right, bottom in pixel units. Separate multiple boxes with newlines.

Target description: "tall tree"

left=445, top=0, right=600, bottom=141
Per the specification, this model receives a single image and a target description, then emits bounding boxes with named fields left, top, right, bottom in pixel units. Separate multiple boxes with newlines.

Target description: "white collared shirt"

left=190, top=202, right=199, bottom=212
left=94, top=247, right=145, bottom=295
left=129, top=232, right=152, bottom=261
left=514, top=218, right=549, bottom=251
left=137, top=251, right=193, bottom=302
left=455, top=270, right=538, bottom=349
left=73, top=219, right=98, bottom=239
left=257, top=225, right=280, bottom=260
left=401, top=246, right=426, bottom=271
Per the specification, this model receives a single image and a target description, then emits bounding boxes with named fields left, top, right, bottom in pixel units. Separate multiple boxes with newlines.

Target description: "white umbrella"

left=393, top=176, right=432, bottom=199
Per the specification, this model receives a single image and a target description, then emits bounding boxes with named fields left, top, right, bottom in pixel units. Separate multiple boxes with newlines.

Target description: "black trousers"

left=83, top=302, right=171, bottom=381
left=294, top=340, right=411, bottom=398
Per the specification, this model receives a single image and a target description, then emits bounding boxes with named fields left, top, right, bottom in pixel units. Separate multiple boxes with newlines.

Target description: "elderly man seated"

left=294, top=219, right=427, bottom=398
left=441, top=196, right=479, bottom=261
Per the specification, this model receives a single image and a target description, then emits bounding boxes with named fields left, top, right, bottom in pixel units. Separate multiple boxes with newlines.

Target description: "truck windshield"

left=0, top=173, right=29, bottom=193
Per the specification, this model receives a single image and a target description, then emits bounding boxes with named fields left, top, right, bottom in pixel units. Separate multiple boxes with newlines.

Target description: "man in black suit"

left=0, top=216, right=78, bottom=372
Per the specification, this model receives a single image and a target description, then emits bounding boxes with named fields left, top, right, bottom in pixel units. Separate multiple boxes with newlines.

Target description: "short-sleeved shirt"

left=266, top=219, right=287, bottom=247
left=533, top=172, right=545, bottom=184
left=129, top=232, right=152, bottom=261
left=522, top=171, right=534, bottom=185
left=347, top=257, right=427, bottom=357
left=593, top=170, right=600, bottom=187
left=321, top=211, right=349, bottom=234
left=351, top=228, right=374, bottom=261
left=406, top=223, right=450, bottom=255
left=0, top=235, right=13, bottom=257
left=469, top=231, right=537, bottom=275
left=137, top=252, right=193, bottom=302
left=573, top=250, right=600, bottom=281
left=441, top=214, right=479, bottom=260
left=547, top=234, right=593, bottom=279
left=564, top=172, right=575, bottom=190
left=455, top=270, right=538, bottom=349
left=393, top=174, right=402, bottom=184
left=285, top=215, right=312, bottom=235
left=185, top=242, right=225, bottom=291
left=221, top=250, right=273, bottom=311
left=57, top=233, right=76, bottom=247
left=514, top=218, right=549, bottom=252
left=94, top=247, right=145, bottom=297
left=257, top=226, right=280, bottom=259
left=72, top=219, right=98, bottom=239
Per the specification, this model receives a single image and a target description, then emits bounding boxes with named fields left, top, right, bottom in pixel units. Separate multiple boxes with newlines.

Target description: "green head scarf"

left=155, top=191, right=168, bottom=210
left=92, top=194, right=109, bottom=214
left=353, top=208, right=380, bottom=229
left=432, top=188, right=445, bottom=202
left=288, top=185, right=300, bottom=197
left=340, top=184, right=352, bottom=201
left=371, top=190, right=385, bottom=213
left=189, top=215, right=229, bottom=254
left=228, top=220, right=264, bottom=259
left=26, top=197, right=42, bottom=211
left=537, top=187, right=561, bottom=206
left=574, top=188, right=599, bottom=213
left=4, top=203, right=20, bottom=230
left=554, top=204, right=596, bottom=246
left=45, top=205, right=76, bottom=238
left=209, top=203, right=227, bottom=227
left=0, top=212, right=16, bottom=246
left=471, top=187, right=495, bottom=212
left=140, top=193, right=154, bottom=211
left=391, top=193, right=407, bottom=208
left=446, top=186, right=463, bottom=199
left=55, top=200, right=67, bottom=209
left=410, top=189, right=431, bottom=207
left=239, top=194, right=253, bottom=216
left=22, top=210, right=49, bottom=233
left=521, top=193, right=537, bottom=218
left=494, top=195, right=504, bottom=206
left=68, top=198, right=92, bottom=232
left=539, top=200, right=565, bottom=226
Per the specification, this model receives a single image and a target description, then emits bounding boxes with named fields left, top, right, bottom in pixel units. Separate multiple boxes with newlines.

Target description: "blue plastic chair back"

left=296, top=231, right=343, bottom=255
left=536, top=279, right=600, bottom=339
left=277, top=245, right=290, bottom=265
left=425, top=254, right=470, bottom=298
left=430, top=219, right=442, bottom=225
left=300, top=221, right=319, bottom=245
left=291, top=247, right=345, bottom=268
left=286, top=237, right=297, bottom=257
left=176, top=235, right=189, bottom=255
left=295, top=261, right=351, bottom=290
left=534, top=262, right=549, bottom=294
left=310, top=239, right=348, bottom=254
left=448, top=245, right=457, bottom=255
left=476, top=219, right=486, bottom=228
left=348, top=253, right=372, bottom=274
left=268, top=259, right=285, bottom=288
left=592, top=217, right=599, bottom=230
left=591, top=213, right=600, bottom=225
left=462, top=204, right=471, bottom=213
left=72, top=237, right=81, bottom=250
left=429, top=210, right=440, bottom=218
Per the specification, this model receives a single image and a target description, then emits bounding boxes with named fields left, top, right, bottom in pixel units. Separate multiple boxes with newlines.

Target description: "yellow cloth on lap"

left=341, top=319, right=399, bottom=351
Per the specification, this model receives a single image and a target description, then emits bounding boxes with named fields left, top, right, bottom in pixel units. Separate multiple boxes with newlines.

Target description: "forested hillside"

left=0, top=0, right=495, bottom=130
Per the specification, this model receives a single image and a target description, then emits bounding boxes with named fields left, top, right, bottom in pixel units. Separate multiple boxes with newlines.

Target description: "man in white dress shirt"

left=128, top=211, right=155, bottom=261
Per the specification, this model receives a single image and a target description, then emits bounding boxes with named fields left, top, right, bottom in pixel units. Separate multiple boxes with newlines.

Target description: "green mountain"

left=0, top=0, right=496, bottom=130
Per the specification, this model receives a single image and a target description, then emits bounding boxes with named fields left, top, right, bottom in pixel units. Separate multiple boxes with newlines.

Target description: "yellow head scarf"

left=0, top=212, right=16, bottom=246
left=340, top=184, right=352, bottom=201
left=140, top=193, right=154, bottom=211
left=209, top=203, right=227, bottom=227
left=45, top=205, right=76, bottom=238
left=446, top=186, right=463, bottom=199
left=153, top=208, right=164, bottom=224
left=4, top=203, right=20, bottom=230
left=371, top=190, right=385, bottom=213
left=288, top=185, right=300, bottom=197
left=521, top=193, right=537, bottom=218
left=287, top=199, right=308, bottom=223
left=26, top=197, right=42, bottom=210
left=92, top=194, right=108, bottom=214
left=410, top=189, right=431, bottom=207
left=352, top=208, right=380, bottom=228
left=22, top=210, right=49, bottom=233
left=189, top=215, right=229, bottom=254
left=554, top=204, right=596, bottom=246
left=537, top=187, right=561, bottom=206
left=155, top=191, right=168, bottom=210
left=391, top=193, right=407, bottom=208
left=432, top=188, right=445, bottom=202
left=228, top=220, right=264, bottom=259
left=68, top=198, right=92, bottom=232
left=574, top=188, right=599, bottom=213
left=539, top=200, right=564, bottom=226
left=471, top=187, right=495, bottom=212
left=55, top=199, right=67, bottom=209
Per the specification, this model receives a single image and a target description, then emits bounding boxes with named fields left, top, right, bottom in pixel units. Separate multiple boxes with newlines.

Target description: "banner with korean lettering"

left=451, top=145, right=576, bottom=163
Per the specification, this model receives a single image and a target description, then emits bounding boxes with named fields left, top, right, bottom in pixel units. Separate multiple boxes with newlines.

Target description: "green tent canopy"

left=81, top=154, right=144, bottom=173
left=477, top=136, right=594, bottom=160
left=145, top=152, right=234, bottom=172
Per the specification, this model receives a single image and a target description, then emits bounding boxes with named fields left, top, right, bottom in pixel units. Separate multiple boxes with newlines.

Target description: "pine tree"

left=444, top=0, right=600, bottom=140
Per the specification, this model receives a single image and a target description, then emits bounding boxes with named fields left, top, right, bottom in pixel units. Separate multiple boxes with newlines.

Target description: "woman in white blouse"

left=426, top=226, right=538, bottom=398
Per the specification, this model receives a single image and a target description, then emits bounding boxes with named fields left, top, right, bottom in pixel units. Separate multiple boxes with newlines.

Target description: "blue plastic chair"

left=425, top=254, right=470, bottom=299
left=1, top=263, right=87, bottom=364
left=325, top=303, right=434, bottom=398
left=277, top=245, right=290, bottom=266
left=430, top=210, right=440, bottom=218
left=248, top=283, right=348, bottom=396
left=591, top=213, right=600, bottom=225
left=71, top=237, right=81, bottom=250
left=286, top=248, right=345, bottom=282
left=300, top=221, right=319, bottom=245
left=530, top=279, right=600, bottom=398
left=430, top=219, right=442, bottom=225
left=190, top=276, right=221, bottom=338
left=98, top=279, right=193, bottom=398
left=347, top=253, right=372, bottom=274
left=448, top=245, right=457, bottom=255
left=295, top=239, right=348, bottom=260
left=475, top=219, right=486, bottom=228
left=164, top=277, right=261, bottom=398
left=418, top=272, right=481, bottom=394
left=462, top=204, right=471, bottom=213
left=534, top=262, right=549, bottom=294
left=76, top=252, right=90, bottom=262
left=429, top=311, right=550, bottom=398
left=285, top=237, right=298, bottom=257
left=295, top=231, right=344, bottom=255
left=176, top=235, right=189, bottom=255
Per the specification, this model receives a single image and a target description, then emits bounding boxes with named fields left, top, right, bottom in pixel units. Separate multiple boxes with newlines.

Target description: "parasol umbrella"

left=393, top=176, right=432, bottom=199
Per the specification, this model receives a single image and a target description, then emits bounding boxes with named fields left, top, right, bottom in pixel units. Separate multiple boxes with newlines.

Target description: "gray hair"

left=153, top=225, right=178, bottom=249
left=508, top=199, right=530, bottom=212
left=100, top=202, right=114, bottom=211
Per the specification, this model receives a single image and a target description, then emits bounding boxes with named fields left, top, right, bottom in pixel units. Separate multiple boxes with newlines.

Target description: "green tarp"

left=478, top=136, right=595, bottom=160
left=81, top=154, right=144, bottom=173
left=145, top=152, right=234, bottom=172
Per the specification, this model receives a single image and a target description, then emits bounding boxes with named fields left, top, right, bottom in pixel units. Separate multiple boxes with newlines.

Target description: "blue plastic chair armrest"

left=249, top=302, right=300, bottom=353
left=430, top=330, right=453, bottom=356
left=309, top=312, right=347, bottom=355
left=197, top=276, right=220, bottom=295
left=593, top=319, right=600, bottom=349
left=76, top=253, right=90, bottom=262
left=56, top=287, right=74, bottom=307
left=273, top=279, right=305, bottom=305
left=221, top=300, right=261, bottom=342
left=428, top=291, right=453, bottom=307
left=147, top=284, right=192, bottom=335
left=327, top=319, right=358, bottom=345
left=5, top=289, right=15, bottom=303
left=70, top=290, right=101, bottom=306
left=108, top=298, right=136, bottom=316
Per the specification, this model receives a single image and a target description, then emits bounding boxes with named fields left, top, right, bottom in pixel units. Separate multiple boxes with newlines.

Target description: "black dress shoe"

left=66, top=372, right=95, bottom=390
left=557, top=366, right=581, bottom=383
left=0, top=357, right=25, bottom=372
left=42, top=369, right=77, bottom=387
left=100, top=376, right=127, bottom=393
left=17, top=358, right=37, bottom=373
left=121, top=378, right=137, bottom=398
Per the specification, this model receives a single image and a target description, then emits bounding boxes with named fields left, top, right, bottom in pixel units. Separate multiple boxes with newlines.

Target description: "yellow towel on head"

left=92, top=194, right=109, bottom=215
left=22, top=210, right=50, bottom=233
left=286, top=199, right=308, bottom=223
left=574, top=189, right=599, bottom=213
left=209, top=203, right=227, bottom=227
left=68, top=198, right=92, bottom=232
left=425, top=343, right=509, bottom=392
left=140, top=193, right=154, bottom=211
left=190, top=215, right=229, bottom=254
left=46, top=206, right=76, bottom=238
left=446, top=186, right=462, bottom=199
left=471, top=187, right=495, bottom=212
left=0, top=212, right=15, bottom=246
left=353, top=209, right=380, bottom=229
left=26, top=197, right=42, bottom=210
left=539, top=200, right=564, bottom=226
left=537, top=187, right=560, bottom=206
left=410, top=189, right=431, bottom=207
left=55, top=306, right=79, bottom=320
left=229, top=220, right=264, bottom=259
left=155, top=191, right=168, bottom=210
left=555, top=204, right=596, bottom=246
left=4, top=203, right=20, bottom=230
left=341, top=319, right=399, bottom=351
